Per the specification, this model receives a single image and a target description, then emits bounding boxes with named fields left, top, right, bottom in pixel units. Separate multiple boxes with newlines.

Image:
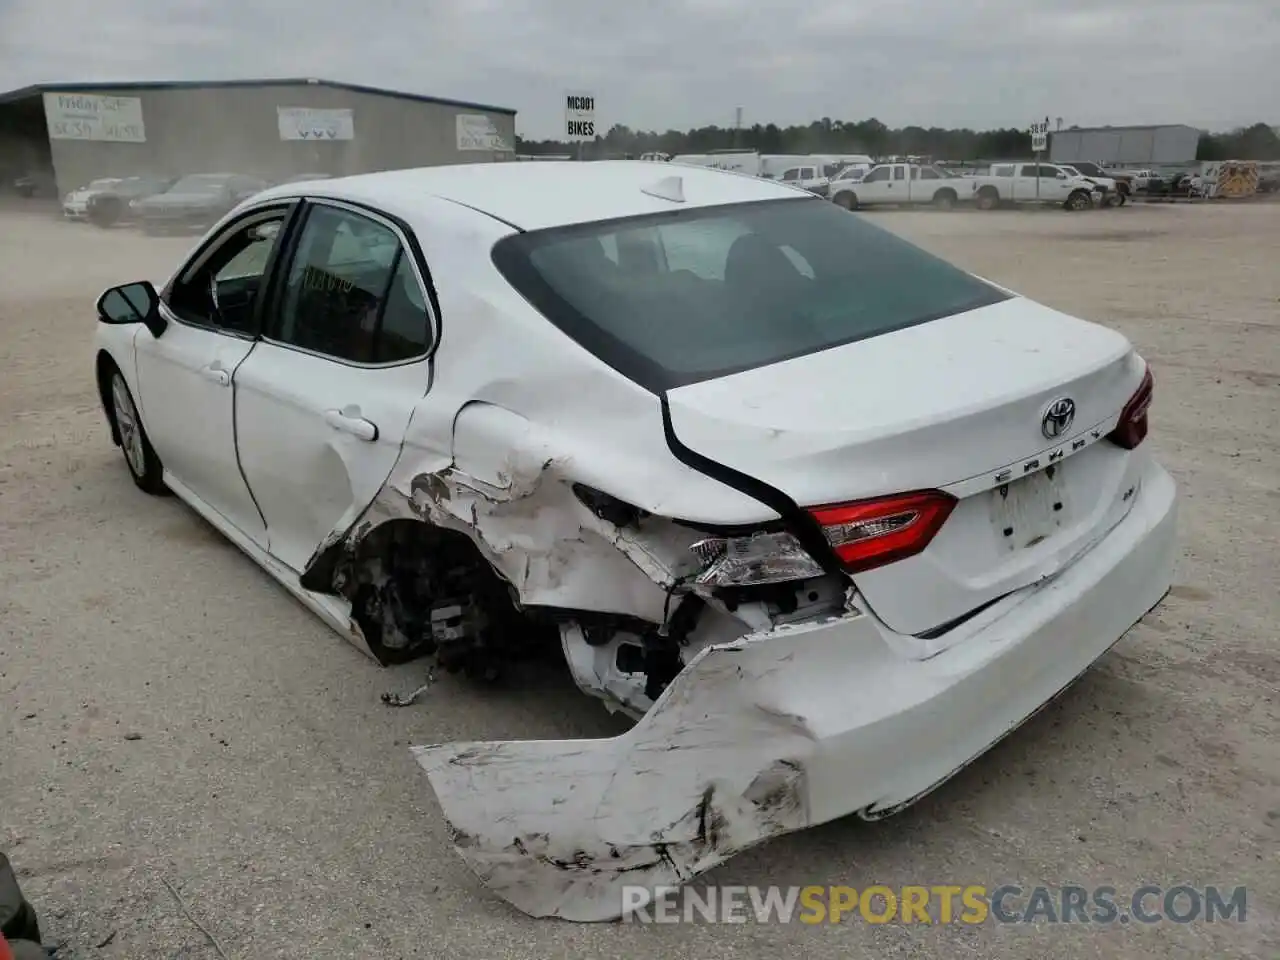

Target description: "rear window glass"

left=492, top=197, right=1009, bottom=391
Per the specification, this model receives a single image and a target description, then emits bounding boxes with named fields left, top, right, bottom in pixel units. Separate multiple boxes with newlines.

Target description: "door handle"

left=324, top=406, right=379, bottom=442
left=200, top=362, right=230, bottom=386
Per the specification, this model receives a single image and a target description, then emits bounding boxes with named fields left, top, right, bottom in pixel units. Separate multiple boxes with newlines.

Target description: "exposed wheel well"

left=96, top=350, right=122, bottom=446
left=336, top=517, right=560, bottom=672
left=976, top=185, right=999, bottom=196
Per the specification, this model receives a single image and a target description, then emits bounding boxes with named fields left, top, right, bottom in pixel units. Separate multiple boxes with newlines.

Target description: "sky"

left=1, top=0, right=1276, bottom=139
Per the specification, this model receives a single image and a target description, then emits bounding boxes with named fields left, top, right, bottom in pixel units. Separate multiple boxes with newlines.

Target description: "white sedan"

left=93, top=161, right=1177, bottom=921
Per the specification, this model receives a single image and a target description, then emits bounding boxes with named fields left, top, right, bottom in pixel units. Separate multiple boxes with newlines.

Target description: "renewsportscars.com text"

left=621, top=884, right=1248, bottom=924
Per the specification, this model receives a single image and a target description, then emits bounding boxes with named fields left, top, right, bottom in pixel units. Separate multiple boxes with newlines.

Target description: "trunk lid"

left=665, top=297, right=1147, bottom=637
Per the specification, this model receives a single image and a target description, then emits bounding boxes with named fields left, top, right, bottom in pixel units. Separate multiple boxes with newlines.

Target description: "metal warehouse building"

left=1049, top=124, right=1200, bottom=166
left=0, top=77, right=516, bottom=197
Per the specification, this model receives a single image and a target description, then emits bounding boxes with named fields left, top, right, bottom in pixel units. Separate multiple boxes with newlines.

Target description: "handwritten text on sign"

left=456, top=114, right=512, bottom=152
left=43, top=93, right=146, bottom=143
left=564, top=92, right=596, bottom=141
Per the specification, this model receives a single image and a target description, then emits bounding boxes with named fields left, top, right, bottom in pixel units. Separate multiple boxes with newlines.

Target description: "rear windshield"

left=492, top=197, right=1009, bottom=391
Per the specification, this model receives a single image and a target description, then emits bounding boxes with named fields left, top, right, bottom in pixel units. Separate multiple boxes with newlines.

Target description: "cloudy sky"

left=1, top=0, right=1275, bottom=138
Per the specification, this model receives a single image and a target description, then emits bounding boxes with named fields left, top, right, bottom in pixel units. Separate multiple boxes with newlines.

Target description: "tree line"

left=516, top=118, right=1280, bottom=163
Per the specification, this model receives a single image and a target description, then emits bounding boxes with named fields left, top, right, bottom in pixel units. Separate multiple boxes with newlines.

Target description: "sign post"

left=564, top=92, right=596, bottom=161
left=1030, top=117, right=1049, bottom=200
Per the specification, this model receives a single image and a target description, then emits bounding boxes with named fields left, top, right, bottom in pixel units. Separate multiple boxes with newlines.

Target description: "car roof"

left=254, top=160, right=812, bottom=231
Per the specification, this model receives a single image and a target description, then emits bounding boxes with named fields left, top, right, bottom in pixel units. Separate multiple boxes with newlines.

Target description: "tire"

left=1066, top=190, right=1092, bottom=211
left=834, top=191, right=858, bottom=210
left=88, top=195, right=124, bottom=227
left=975, top=188, right=999, bottom=211
left=107, top=367, right=167, bottom=495
left=1, top=853, right=41, bottom=945
left=932, top=189, right=957, bottom=211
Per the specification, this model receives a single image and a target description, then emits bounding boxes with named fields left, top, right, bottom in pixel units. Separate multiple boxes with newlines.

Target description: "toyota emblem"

left=1041, top=397, right=1076, bottom=439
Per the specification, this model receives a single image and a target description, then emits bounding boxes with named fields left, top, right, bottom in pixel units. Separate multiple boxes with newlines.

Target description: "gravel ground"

left=1, top=200, right=1276, bottom=959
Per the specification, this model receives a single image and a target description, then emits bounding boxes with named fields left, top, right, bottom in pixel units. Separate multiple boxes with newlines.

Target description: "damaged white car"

left=93, top=160, right=1177, bottom=921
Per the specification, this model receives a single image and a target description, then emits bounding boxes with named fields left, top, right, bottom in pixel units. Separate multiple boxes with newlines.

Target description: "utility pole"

left=735, top=106, right=742, bottom=149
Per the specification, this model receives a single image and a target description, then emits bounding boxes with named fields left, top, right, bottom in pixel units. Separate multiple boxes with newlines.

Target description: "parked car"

left=62, top=178, right=123, bottom=220
left=831, top=162, right=964, bottom=210
left=12, top=171, right=57, bottom=199
left=1057, top=163, right=1128, bottom=206
left=132, top=173, right=268, bottom=234
left=92, top=161, right=1176, bottom=922
left=970, top=162, right=1102, bottom=210
left=82, top=175, right=175, bottom=226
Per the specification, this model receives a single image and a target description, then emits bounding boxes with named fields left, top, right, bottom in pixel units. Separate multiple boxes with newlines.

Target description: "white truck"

left=773, top=161, right=832, bottom=197
left=1057, top=163, right=1128, bottom=206
left=968, top=162, right=1102, bottom=211
left=829, top=162, right=966, bottom=210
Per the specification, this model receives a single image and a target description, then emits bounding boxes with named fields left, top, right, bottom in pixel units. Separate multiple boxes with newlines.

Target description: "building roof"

left=255, top=160, right=810, bottom=231
left=1056, top=124, right=1200, bottom=133
left=0, top=77, right=515, bottom=116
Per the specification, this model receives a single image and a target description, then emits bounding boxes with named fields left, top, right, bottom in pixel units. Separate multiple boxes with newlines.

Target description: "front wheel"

left=1066, top=190, right=1092, bottom=211
left=834, top=191, right=858, bottom=210
left=109, top=370, right=167, bottom=495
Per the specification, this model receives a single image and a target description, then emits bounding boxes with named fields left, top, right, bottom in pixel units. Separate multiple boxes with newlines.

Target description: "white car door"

left=855, top=165, right=894, bottom=203
left=133, top=203, right=297, bottom=543
left=232, top=199, right=435, bottom=573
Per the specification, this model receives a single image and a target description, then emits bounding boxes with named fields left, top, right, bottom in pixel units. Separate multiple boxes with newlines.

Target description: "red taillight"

left=809, top=490, right=956, bottom=574
left=1108, top=367, right=1153, bottom=450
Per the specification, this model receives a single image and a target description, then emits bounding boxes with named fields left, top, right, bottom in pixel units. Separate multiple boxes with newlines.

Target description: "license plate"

left=991, top=464, right=1070, bottom=552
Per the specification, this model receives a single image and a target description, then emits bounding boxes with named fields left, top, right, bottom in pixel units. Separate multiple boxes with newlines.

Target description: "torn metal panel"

left=413, top=623, right=831, bottom=922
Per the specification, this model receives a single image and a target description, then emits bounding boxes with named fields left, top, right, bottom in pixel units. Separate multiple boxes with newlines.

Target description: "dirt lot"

left=1, top=201, right=1276, bottom=959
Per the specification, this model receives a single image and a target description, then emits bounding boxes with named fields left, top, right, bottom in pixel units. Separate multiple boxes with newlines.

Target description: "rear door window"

left=269, top=204, right=431, bottom=363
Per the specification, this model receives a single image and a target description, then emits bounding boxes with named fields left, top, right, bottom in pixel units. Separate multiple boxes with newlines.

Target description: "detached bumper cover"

left=414, top=459, right=1177, bottom=921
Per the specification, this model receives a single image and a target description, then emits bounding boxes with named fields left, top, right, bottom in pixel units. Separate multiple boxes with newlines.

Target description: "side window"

left=863, top=166, right=890, bottom=182
left=271, top=204, right=429, bottom=364
left=166, top=211, right=287, bottom=334
left=893, top=166, right=906, bottom=181
left=781, top=168, right=800, bottom=182
left=1019, top=165, right=1041, bottom=178
left=991, top=165, right=1013, bottom=178
left=920, top=167, right=940, bottom=180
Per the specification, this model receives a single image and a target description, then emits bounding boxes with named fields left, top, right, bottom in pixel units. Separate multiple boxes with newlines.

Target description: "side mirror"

left=1057, top=172, right=1068, bottom=180
left=96, top=280, right=167, bottom=338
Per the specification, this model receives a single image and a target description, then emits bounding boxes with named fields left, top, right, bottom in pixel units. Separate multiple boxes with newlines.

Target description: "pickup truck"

left=776, top=162, right=831, bottom=197
left=830, top=162, right=965, bottom=210
left=968, top=162, right=1102, bottom=211
left=1058, top=162, right=1129, bottom=206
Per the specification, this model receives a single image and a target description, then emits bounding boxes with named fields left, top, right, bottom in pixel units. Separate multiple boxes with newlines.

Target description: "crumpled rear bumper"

left=413, top=460, right=1177, bottom=921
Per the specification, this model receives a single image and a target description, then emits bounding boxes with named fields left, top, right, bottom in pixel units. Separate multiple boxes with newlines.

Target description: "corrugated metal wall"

left=1049, top=126, right=1199, bottom=165
left=44, top=83, right=517, bottom=195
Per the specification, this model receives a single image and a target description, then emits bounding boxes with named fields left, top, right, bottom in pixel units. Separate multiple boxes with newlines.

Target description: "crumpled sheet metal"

left=411, top=618, right=858, bottom=921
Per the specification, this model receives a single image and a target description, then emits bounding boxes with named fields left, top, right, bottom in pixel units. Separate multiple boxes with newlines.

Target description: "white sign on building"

left=43, top=93, right=146, bottom=143
left=456, top=114, right=512, bottom=152
left=277, top=107, right=355, bottom=141
left=564, top=92, right=596, bottom=141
